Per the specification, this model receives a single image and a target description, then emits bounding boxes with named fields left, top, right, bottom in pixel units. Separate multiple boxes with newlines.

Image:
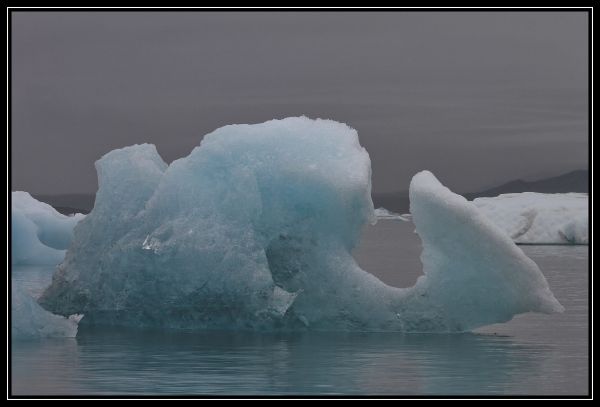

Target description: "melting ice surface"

left=11, top=192, right=85, bottom=266
left=27, top=117, right=562, bottom=335
left=473, top=193, right=588, bottom=245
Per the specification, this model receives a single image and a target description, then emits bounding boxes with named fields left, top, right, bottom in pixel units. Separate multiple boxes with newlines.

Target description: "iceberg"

left=374, top=207, right=410, bottom=222
left=473, top=193, right=588, bottom=244
left=39, top=117, right=563, bottom=332
left=11, top=192, right=85, bottom=265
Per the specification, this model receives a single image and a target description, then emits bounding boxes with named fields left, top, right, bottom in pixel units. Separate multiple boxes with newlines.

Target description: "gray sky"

left=11, top=11, right=588, bottom=194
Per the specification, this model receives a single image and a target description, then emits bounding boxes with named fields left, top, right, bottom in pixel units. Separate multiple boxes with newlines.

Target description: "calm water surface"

left=11, top=221, right=589, bottom=395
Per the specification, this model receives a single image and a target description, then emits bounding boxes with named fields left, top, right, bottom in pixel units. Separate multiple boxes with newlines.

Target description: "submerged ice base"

left=38, top=117, right=562, bottom=333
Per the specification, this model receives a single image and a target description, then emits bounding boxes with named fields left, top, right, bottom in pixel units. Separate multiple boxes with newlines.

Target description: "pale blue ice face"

left=28, top=117, right=562, bottom=335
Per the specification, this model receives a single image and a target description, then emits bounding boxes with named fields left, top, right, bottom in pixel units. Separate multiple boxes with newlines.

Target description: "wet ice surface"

left=11, top=221, right=588, bottom=395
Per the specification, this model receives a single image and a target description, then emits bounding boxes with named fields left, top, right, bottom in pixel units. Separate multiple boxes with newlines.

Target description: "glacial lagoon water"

left=11, top=220, right=588, bottom=396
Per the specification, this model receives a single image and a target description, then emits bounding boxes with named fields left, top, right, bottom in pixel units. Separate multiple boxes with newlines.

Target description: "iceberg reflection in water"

left=10, top=329, right=552, bottom=395
left=11, top=236, right=588, bottom=395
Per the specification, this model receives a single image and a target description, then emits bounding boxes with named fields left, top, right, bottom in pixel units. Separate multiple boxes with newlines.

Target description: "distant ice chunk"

left=473, top=193, right=588, bottom=244
left=11, top=192, right=85, bottom=265
left=374, top=207, right=410, bottom=222
left=39, top=117, right=563, bottom=332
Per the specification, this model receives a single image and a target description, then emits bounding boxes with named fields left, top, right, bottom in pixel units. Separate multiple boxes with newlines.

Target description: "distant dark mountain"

left=463, top=170, right=588, bottom=200
left=373, top=170, right=588, bottom=213
left=32, top=193, right=95, bottom=215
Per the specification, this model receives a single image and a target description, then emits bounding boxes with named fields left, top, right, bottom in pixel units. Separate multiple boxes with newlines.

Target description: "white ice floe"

left=473, top=193, right=588, bottom=244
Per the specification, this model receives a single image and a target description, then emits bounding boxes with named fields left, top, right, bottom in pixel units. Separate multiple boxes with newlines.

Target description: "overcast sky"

left=11, top=11, right=588, bottom=194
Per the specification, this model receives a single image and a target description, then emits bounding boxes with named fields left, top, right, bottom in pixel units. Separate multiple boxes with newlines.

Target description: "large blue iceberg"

left=38, top=117, right=563, bottom=332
